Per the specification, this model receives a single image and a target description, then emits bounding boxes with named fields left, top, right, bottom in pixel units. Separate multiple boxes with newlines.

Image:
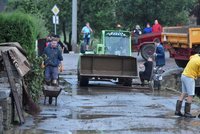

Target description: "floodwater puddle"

left=34, top=114, right=57, bottom=123
left=66, top=113, right=122, bottom=120
left=62, top=75, right=153, bottom=96
left=68, top=130, right=124, bottom=134
left=59, top=78, right=73, bottom=93
left=80, top=104, right=126, bottom=109
left=6, top=129, right=58, bottom=134
left=142, top=115, right=176, bottom=119
left=145, top=104, right=165, bottom=109
left=151, top=90, right=178, bottom=97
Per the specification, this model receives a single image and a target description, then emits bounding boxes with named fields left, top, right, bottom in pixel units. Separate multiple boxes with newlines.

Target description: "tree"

left=6, top=0, right=41, bottom=16
left=77, top=0, right=116, bottom=37
left=37, top=0, right=72, bottom=49
left=191, top=0, right=200, bottom=25
left=6, top=0, right=198, bottom=47
left=116, top=0, right=196, bottom=30
left=6, top=0, right=72, bottom=49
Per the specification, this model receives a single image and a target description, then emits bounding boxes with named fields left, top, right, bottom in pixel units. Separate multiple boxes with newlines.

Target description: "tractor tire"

left=123, top=78, right=132, bottom=86
left=49, top=97, right=53, bottom=104
left=79, top=76, right=89, bottom=86
left=118, top=78, right=124, bottom=84
left=141, top=44, right=155, bottom=60
left=175, top=59, right=188, bottom=68
left=77, top=70, right=80, bottom=81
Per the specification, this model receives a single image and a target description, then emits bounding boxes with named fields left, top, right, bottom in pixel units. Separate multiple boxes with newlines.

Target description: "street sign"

left=53, top=15, right=59, bottom=24
left=51, top=5, right=60, bottom=15
left=51, top=5, right=60, bottom=35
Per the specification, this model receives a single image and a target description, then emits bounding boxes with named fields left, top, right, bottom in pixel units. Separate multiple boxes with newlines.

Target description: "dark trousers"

left=45, top=66, right=59, bottom=81
left=139, top=71, right=150, bottom=84
left=84, top=37, right=90, bottom=46
left=139, top=71, right=145, bottom=83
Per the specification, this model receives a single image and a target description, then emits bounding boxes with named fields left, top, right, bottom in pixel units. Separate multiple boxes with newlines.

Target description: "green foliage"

left=6, top=0, right=48, bottom=37
left=6, top=0, right=198, bottom=39
left=25, top=56, right=44, bottom=101
left=0, top=12, right=33, bottom=54
left=78, top=0, right=117, bottom=37
left=116, top=0, right=196, bottom=29
left=6, top=0, right=118, bottom=39
left=0, top=12, right=47, bottom=101
left=6, top=0, right=42, bottom=17
left=0, top=12, right=47, bottom=56
left=38, top=0, right=71, bottom=35
left=6, top=0, right=72, bottom=45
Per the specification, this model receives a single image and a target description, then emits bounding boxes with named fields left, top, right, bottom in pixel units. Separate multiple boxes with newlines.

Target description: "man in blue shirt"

left=154, top=38, right=165, bottom=67
left=81, top=22, right=93, bottom=51
left=43, top=38, right=63, bottom=86
left=143, top=23, right=152, bottom=34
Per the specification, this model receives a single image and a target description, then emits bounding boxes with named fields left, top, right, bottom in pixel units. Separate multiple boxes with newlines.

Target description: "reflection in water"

left=67, top=113, right=122, bottom=120
left=71, top=130, right=105, bottom=134
left=5, top=129, right=58, bottom=134
left=175, top=117, right=193, bottom=128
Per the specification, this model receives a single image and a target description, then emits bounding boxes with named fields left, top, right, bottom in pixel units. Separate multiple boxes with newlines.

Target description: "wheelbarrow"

left=43, top=85, right=62, bottom=106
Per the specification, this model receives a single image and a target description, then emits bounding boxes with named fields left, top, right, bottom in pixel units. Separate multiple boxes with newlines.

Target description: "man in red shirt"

left=152, top=19, right=162, bottom=33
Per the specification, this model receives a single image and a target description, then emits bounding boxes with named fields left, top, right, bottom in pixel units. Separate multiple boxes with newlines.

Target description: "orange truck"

left=131, top=26, right=200, bottom=68
left=161, top=26, right=200, bottom=67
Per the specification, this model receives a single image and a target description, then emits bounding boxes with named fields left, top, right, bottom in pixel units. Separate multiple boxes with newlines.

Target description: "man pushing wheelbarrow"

left=41, top=37, right=63, bottom=105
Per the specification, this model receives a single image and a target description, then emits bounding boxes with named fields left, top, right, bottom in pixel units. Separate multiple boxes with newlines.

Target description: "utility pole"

left=71, top=0, right=77, bottom=52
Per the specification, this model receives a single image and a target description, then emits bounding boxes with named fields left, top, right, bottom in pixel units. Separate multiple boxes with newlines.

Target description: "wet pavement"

left=5, top=52, right=200, bottom=134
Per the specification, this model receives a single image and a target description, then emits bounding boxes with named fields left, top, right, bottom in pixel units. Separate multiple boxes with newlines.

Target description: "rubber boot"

left=198, top=114, right=200, bottom=118
left=52, top=80, right=58, bottom=86
left=184, top=102, right=196, bottom=118
left=175, top=100, right=183, bottom=116
left=45, top=80, right=51, bottom=86
left=141, top=81, right=145, bottom=86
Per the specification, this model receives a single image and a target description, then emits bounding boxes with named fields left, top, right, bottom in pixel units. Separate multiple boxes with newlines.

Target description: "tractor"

left=77, top=30, right=138, bottom=87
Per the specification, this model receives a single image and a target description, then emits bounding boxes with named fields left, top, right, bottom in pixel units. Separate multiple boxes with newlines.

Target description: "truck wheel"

left=141, top=44, right=155, bottom=60
left=123, top=78, right=132, bottom=86
left=80, top=76, right=89, bottom=86
left=175, top=59, right=188, bottom=68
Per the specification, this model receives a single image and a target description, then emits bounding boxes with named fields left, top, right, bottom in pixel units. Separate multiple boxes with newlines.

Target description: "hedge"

left=0, top=12, right=48, bottom=101
left=0, top=12, right=47, bottom=56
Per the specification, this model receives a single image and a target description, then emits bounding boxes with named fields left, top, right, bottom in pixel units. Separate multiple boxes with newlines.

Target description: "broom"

left=22, top=79, right=41, bottom=116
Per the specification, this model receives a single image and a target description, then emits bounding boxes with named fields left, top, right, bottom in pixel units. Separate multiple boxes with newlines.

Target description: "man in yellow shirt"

left=175, top=54, right=200, bottom=118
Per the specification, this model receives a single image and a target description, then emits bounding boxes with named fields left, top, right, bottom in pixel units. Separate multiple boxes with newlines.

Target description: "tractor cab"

left=95, top=30, right=132, bottom=56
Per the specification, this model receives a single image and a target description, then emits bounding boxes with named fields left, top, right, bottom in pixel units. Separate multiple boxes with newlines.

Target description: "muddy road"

left=6, top=52, right=200, bottom=134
